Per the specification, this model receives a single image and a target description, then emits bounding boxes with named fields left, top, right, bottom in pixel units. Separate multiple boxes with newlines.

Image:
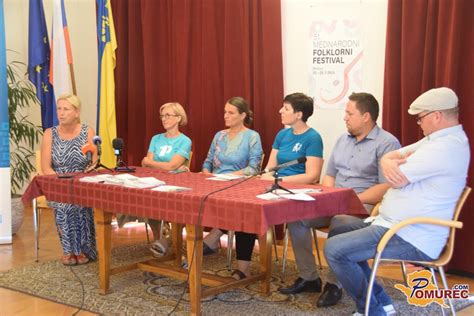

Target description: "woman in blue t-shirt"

left=118, top=102, right=192, bottom=257
left=261, top=93, right=323, bottom=183
left=201, top=97, right=263, bottom=280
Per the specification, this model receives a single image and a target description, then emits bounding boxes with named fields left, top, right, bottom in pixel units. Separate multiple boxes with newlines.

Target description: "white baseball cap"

left=408, top=87, right=458, bottom=115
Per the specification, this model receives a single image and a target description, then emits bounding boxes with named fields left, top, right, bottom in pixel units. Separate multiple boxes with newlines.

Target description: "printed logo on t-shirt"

left=292, top=143, right=302, bottom=153
left=159, top=145, right=173, bottom=157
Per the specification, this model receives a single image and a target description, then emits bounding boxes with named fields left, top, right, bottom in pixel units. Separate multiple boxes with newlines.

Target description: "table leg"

left=186, top=224, right=203, bottom=316
left=172, top=223, right=183, bottom=266
left=95, top=208, right=112, bottom=294
left=258, top=228, right=272, bottom=294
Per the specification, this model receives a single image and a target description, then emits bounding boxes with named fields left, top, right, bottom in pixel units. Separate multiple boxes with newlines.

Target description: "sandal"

left=150, top=239, right=170, bottom=258
left=231, top=269, right=247, bottom=280
left=61, top=254, right=77, bottom=266
left=76, top=253, right=90, bottom=265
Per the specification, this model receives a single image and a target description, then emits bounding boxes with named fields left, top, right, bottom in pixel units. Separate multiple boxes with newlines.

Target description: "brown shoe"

left=61, top=254, right=77, bottom=266
left=76, top=253, right=90, bottom=265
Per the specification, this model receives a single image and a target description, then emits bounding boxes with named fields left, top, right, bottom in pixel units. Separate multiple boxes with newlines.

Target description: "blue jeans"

left=324, top=219, right=433, bottom=315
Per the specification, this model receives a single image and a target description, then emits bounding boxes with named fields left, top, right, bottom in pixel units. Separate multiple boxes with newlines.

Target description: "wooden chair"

left=32, top=150, right=53, bottom=262
left=365, top=186, right=471, bottom=316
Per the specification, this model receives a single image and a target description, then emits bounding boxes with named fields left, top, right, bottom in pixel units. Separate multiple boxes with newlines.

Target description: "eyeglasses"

left=160, top=114, right=179, bottom=120
left=416, top=111, right=436, bottom=123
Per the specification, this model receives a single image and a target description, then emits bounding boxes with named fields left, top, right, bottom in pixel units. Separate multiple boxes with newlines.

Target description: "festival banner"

left=309, top=17, right=363, bottom=109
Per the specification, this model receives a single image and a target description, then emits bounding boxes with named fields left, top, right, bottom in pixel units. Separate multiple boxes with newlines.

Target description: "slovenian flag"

left=96, top=0, right=117, bottom=168
left=28, top=0, right=57, bottom=129
left=50, top=0, right=73, bottom=97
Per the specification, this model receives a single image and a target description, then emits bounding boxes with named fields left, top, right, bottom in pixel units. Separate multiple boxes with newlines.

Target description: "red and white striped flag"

left=49, top=0, right=73, bottom=96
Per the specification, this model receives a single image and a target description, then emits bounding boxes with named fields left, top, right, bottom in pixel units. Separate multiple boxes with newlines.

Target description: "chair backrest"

left=259, top=153, right=265, bottom=172
left=435, top=186, right=471, bottom=266
left=183, top=150, right=193, bottom=169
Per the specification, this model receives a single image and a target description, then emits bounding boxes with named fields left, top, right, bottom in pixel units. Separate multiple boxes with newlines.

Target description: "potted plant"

left=8, top=59, right=43, bottom=234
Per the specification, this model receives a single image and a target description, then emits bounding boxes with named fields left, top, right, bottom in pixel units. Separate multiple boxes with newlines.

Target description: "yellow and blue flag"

left=28, top=0, right=57, bottom=129
left=96, top=0, right=117, bottom=168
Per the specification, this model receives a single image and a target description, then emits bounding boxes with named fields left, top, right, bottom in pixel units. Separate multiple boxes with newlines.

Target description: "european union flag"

left=28, top=0, right=57, bottom=130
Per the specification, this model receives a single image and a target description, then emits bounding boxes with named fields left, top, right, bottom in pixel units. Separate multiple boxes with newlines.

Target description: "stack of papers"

left=123, top=177, right=165, bottom=189
left=79, top=174, right=165, bottom=189
left=79, top=174, right=115, bottom=183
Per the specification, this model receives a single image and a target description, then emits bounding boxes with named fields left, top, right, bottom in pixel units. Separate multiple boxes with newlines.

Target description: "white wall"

left=5, top=0, right=98, bottom=140
left=281, top=0, right=388, bottom=174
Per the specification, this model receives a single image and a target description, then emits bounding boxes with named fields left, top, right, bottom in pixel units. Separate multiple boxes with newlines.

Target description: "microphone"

left=112, top=138, right=124, bottom=157
left=262, top=157, right=307, bottom=174
left=92, top=135, right=102, bottom=156
left=81, top=143, right=96, bottom=165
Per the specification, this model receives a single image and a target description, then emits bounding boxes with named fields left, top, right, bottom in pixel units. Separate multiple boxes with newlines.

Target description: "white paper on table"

left=114, top=173, right=139, bottom=180
left=273, top=188, right=322, bottom=195
left=123, top=177, right=165, bottom=189
left=79, top=174, right=114, bottom=183
left=206, top=174, right=245, bottom=181
left=152, top=185, right=192, bottom=192
left=256, top=192, right=283, bottom=200
left=102, top=177, right=125, bottom=185
left=280, top=193, right=315, bottom=201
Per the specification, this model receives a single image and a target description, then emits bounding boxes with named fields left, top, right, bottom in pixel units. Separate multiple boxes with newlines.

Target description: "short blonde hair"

left=160, top=102, right=188, bottom=126
left=57, top=93, right=82, bottom=123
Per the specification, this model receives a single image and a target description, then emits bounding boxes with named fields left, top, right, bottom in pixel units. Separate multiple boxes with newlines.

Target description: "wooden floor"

left=0, top=206, right=473, bottom=315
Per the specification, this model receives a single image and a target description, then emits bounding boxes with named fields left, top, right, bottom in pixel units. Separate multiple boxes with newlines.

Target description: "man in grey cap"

left=323, top=87, right=470, bottom=316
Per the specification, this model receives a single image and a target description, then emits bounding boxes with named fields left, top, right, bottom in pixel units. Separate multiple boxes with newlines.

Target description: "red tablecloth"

left=23, top=168, right=366, bottom=236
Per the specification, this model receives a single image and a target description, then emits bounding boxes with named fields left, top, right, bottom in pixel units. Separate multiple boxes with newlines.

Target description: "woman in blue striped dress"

left=41, top=94, right=97, bottom=265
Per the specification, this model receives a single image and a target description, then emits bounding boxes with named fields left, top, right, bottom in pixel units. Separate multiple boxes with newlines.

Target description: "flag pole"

left=69, top=63, right=77, bottom=95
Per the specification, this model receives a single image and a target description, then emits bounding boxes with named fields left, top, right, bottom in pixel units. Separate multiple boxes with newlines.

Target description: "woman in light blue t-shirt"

left=142, top=103, right=192, bottom=170
left=118, top=102, right=192, bottom=257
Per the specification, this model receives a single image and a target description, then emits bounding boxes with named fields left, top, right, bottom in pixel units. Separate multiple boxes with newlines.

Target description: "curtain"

left=383, top=0, right=474, bottom=273
left=110, top=0, right=284, bottom=171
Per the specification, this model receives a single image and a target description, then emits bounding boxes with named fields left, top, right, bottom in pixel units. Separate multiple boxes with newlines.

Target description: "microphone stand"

left=86, top=156, right=114, bottom=173
left=264, top=170, right=294, bottom=194
left=115, top=153, right=136, bottom=172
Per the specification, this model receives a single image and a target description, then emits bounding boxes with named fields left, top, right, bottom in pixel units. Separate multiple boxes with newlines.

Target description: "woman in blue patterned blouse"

left=202, top=97, right=263, bottom=280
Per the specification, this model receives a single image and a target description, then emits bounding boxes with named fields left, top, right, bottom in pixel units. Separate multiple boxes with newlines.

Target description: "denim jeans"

left=324, top=219, right=433, bottom=315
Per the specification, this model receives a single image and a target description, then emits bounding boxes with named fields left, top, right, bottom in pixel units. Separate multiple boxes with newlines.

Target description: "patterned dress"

left=50, top=124, right=97, bottom=260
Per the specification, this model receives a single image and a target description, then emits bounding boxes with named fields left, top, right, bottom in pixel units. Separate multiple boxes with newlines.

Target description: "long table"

left=23, top=168, right=365, bottom=315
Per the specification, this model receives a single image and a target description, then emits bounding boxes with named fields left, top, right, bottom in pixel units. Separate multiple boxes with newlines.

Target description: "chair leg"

left=282, top=224, right=289, bottom=276
left=159, top=220, right=165, bottom=240
left=400, top=261, right=408, bottom=284
left=33, top=199, right=40, bottom=262
left=272, top=226, right=278, bottom=262
left=227, top=230, right=235, bottom=271
left=145, top=222, right=150, bottom=244
left=433, top=267, right=455, bottom=316
left=365, top=252, right=383, bottom=316
left=311, top=228, right=323, bottom=270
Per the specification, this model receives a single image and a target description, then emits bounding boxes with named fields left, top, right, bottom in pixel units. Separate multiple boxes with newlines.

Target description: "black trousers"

left=219, top=229, right=256, bottom=261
